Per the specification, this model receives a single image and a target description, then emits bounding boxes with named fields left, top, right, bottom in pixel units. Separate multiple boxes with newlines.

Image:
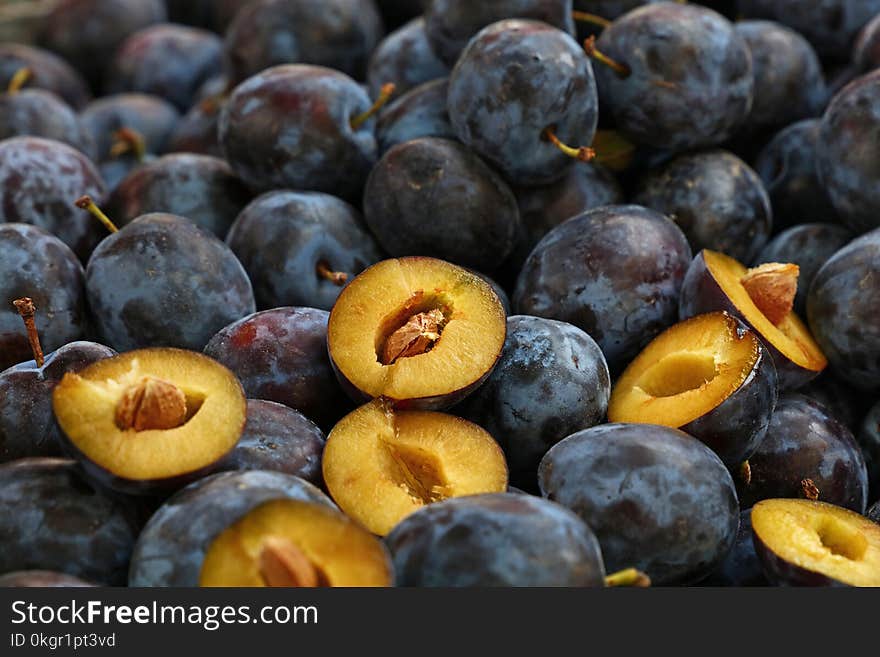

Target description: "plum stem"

left=259, top=538, right=322, bottom=587
left=109, top=127, right=147, bottom=162
left=604, top=568, right=651, bottom=588
left=74, top=195, right=119, bottom=234
left=12, top=297, right=44, bottom=367
left=583, top=36, right=631, bottom=78
left=316, top=260, right=348, bottom=286
left=571, top=11, right=611, bottom=29
left=7, top=67, right=32, bottom=95
left=542, top=126, right=596, bottom=163
left=801, top=478, right=820, bottom=501
left=350, top=82, right=396, bottom=130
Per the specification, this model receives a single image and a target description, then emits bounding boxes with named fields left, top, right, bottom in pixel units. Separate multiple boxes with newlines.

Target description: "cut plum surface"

left=52, top=348, right=246, bottom=492
left=199, top=499, right=393, bottom=587
left=751, top=499, right=880, bottom=587
left=327, top=257, right=506, bottom=408
left=322, top=399, right=508, bottom=535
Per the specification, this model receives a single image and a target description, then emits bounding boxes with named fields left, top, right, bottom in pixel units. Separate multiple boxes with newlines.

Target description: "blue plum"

left=79, top=93, right=180, bottom=163
left=858, top=401, right=880, bottom=501
left=0, top=85, right=94, bottom=158
left=854, top=13, right=880, bottom=73
left=700, top=510, right=767, bottom=586
left=165, top=97, right=223, bottom=157
left=367, top=18, right=448, bottom=98
left=376, top=78, right=455, bottom=154
left=0, top=43, right=91, bottom=109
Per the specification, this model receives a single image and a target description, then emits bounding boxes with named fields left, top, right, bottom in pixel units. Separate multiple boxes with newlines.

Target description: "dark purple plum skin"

left=223, top=0, right=385, bottom=85
left=633, top=149, right=773, bottom=264
left=858, top=402, right=880, bottom=502
left=753, top=120, right=839, bottom=231
left=106, top=153, right=251, bottom=239
left=0, top=43, right=91, bottom=110
left=85, top=213, right=255, bottom=352
left=448, top=19, right=598, bottom=186
left=734, top=21, right=825, bottom=132
left=854, top=14, right=880, bottom=74
left=513, top=204, right=692, bottom=375
left=105, top=24, right=223, bottom=112
left=217, top=400, right=325, bottom=486
left=700, top=510, right=767, bottom=586
left=386, top=493, right=606, bottom=587
left=128, top=470, right=334, bottom=587
left=817, top=71, right=880, bottom=234
left=219, top=64, right=378, bottom=201
left=0, top=341, right=116, bottom=463
left=367, top=18, right=448, bottom=98
left=79, top=93, right=180, bottom=163
left=807, top=229, right=880, bottom=391
left=39, top=0, right=167, bottom=91
left=754, top=223, right=853, bottom=316
left=0, top=136, right=106, bottom=261
left=454, top=315, right=611, bottom=491
left=226, top=191, right=383, bottom=312
left=737, top=0, right=880, bottom=60
left=363, top=137, right=519, bottom=272
left=800, top=373, right=872, bottom=433
left=0, top=570, right=95, bottom=587
left=594, top=3, right=752, bottom=152
left=204, top=307, right=353, bottom=430
left=425, top=0, right=575, bottom=66
left=737, top=394, right=869, bottom=513
left=0, top=458, right=139, bottom=586
left=376, top=78, right=456, bottom=154
left=0, top=224, right=87, bottom=371
left=0, top=89, right=95, bottom=158
left=538, top=423, right=740, bottom=586
left=165, top=99, right=223, bottom=157
left=868, top=500, right=880, bottom=524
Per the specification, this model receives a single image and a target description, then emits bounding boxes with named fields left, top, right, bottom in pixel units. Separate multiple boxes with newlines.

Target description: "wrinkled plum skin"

left=701, top=510, right=767, bottom=587
left=454, top=316, right=611, bottom=491
left=107, top=154, right=251, bottom=239
left=166, top=100, right=223, bottom=157
left=0, top=458, right=139, bottom=586
left=737, top=0, right=880, bottom=60
left=0, top=224, right=87, bottom=371
left=0, top=44, right=91, bottom=110
left=204, top=307, right=353, bottom=430
left=0, top=90, right=94, bottom=158
left=634, top=150, right=772, bottom=264
left=219, top=65, right=377, bottom=201
left=363, top=138, right=519, bottom=272
left=367, top=18, right=448, bottom=98
left=217, top=400, right=325, bottom=486
left=0, top=571, right=94, bottom=587
left=226, top=191, right=383, bottom=312
left=85, top=213, right=255, bottom=352
left=105, top=25, right=223, bottom=112
left=753, top=120, right=838, bottom=230
left=513, top=205, right=692, bottom=375
left=425, top=0, right=575, bottom=66
left=859, top=402, right=880, bottom=502
left=538, top=424, right=739, bottom=585
left=734, top=21, right=825, bottom=131
left=854, top=14, right=880, bottom=73
left=448, top=19, right=598, bottom=186
left=807, top=229, right=880, bottom=391
left=80, top=93, right=180, bottom=163
left=754, top=223, right=853, bottom=316
left=0, top=341, right=116, bottom=463
left=737, top=395, right=869, bottom=513
left=817, top=71, right=880, bottom=233
left=128, top=470, right=334, bottom=587
left=224, top=0, right=385, bottom=85
left=39, top=0, right=167, bottom=91
left=0, top=137, right=106, bottom=261
left=376, top=79, right=456, bottom=154
left=386, top=493, right=606, bottom=587
left=594, top=3, right=752, bottom=152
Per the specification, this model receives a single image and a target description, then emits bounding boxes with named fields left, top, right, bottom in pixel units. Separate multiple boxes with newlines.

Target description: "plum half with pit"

left=322, top=399, right=508, bottom=536
left=538, top=423, right=739, bottom=585
left=327, top=257, right=507, bottom=410
left=609, top=311, right=778, bottom=467
left=52, top=347, right=248, bottom=495
left=513, top=204, right=692, bottom=375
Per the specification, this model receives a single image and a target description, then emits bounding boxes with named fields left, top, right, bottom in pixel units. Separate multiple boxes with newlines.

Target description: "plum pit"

left=381, top=440, right=450, bottom=505
left=258, top=537, right=329, bottom=588
left=376, top=291, right=452, bottom=365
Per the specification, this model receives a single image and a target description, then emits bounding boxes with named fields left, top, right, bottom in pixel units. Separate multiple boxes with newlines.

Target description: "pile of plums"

left=1, top=0, right=879, bottom=588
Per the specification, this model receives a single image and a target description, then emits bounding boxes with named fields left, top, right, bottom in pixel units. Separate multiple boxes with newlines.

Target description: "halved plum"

left=322, top=399, right=508, bottom=536
left=751, top=498, right=880, bottom=587
left=327, top=257, right=506, bottom=409
left=679, top=250, right=827, bottom=390
left=199, top=499, right=393, bottom=587
left=608, top=312, right=777, bottom=467
left=52, top=348, right=246, bottom=495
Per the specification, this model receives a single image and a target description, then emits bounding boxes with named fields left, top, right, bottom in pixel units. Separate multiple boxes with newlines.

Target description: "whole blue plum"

left=367, top=18, right=448, bottom=98
left=376, top=78, right=456, bottom=154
